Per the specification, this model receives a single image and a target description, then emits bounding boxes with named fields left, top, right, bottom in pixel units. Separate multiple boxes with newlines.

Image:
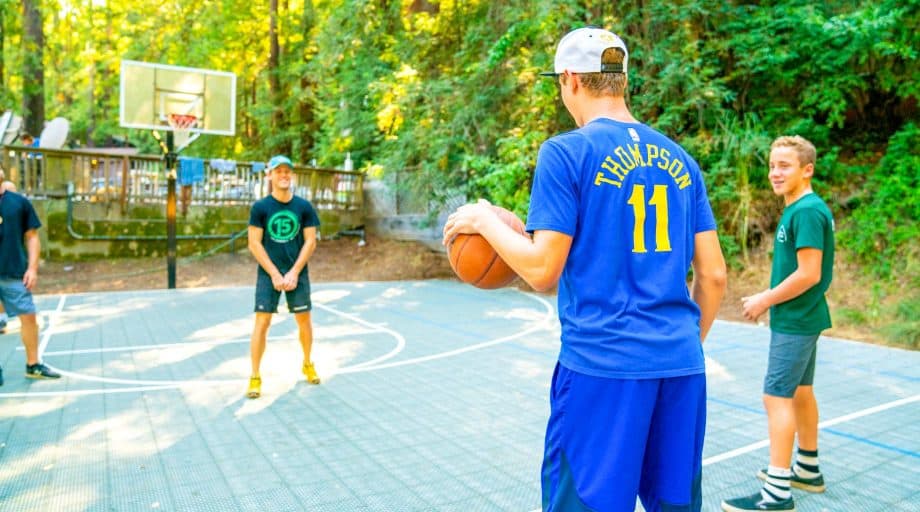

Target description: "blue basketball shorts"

left=0, top=278, right=37, bottom=316
left=254, top=272, right=312, bottom=314
left=763, top=331, right=820, bottom=398
left=541, top=363, right=706, bottom=512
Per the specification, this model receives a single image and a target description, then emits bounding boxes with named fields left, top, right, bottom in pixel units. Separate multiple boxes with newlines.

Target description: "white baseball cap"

left=540, top=27, right=629, bottom=77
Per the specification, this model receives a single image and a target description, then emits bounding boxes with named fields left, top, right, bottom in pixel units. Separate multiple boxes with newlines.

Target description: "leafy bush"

left=882, top=295, right=920, bottom=349
left=839, top=123, right=920, bottom=279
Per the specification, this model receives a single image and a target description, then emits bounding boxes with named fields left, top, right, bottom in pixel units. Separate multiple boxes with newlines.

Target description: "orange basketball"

left=448, top=205, right=526, bottom=289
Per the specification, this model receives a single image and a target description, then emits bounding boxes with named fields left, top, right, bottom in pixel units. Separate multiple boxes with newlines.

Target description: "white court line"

left=338, top=292, right=554, bottom=373
left=701, top=393, right=920, bottom=466
left=33, top=336, right=281, bottom=356
left=1, top=288, right=554, bottom=396
left=38, top=295, right=67, bottom=357
left=0, top=385, right=175, bottom=399
left=32, top=300, right=406, bottom=387
left=32, top=322, right=382, bottom=356
left=313, top=302, right=406, bottom=369
left=522, top=393, right=920, bottom=512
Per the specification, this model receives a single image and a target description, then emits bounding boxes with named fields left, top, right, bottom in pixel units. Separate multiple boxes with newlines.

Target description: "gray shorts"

left=763, top=331, right=820, bottom=398
left=0, top=278, right=37, bottom=317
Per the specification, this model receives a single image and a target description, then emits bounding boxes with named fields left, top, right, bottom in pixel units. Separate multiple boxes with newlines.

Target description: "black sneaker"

left=757, top=468, right=825, bottom=493
left=25, top=363, right=61, bottom=379
left=722, top=492, right=795, bottom=511
left=0, top=318, right=7, bottom=334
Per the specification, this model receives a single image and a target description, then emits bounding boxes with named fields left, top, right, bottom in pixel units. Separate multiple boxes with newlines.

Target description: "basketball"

left=448, top=205, right=526, bottom=289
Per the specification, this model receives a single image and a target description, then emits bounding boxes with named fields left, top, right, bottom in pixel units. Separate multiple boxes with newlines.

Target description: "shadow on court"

left=0, top=281, right=917, bottom=511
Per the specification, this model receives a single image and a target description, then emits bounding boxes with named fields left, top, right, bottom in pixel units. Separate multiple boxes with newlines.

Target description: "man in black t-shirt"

left=245, top=155, right=321, bottom=399
left=0, top=186, right=61, bottom=386
left=0, top=169, right=16, bottom=334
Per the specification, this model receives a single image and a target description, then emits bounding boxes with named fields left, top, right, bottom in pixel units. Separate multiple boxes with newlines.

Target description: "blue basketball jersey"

left=526, top=118, right=717, bottom=378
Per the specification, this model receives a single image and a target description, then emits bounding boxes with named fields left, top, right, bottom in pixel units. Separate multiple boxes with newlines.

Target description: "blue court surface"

left=1, top=281, right=917, bottom=511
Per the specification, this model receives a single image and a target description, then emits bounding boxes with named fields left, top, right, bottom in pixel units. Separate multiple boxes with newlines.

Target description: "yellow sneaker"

left=246, top=376, right=261, bottom=399
left=302, top=362, right=320, bottom=384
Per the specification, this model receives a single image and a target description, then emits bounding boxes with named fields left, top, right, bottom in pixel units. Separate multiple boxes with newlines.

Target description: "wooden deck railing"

left=0, top=146, right=364, bottom=212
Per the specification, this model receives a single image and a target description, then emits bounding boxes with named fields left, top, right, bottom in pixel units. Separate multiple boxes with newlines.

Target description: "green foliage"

left=839, top=123, right=920, bottom=279
left=836, top=307, right=867, bottom=327
left=2, top=0, right=918, bottom=309
left=686, top=113, right=774, bottom=261
left=883, top=296, right=920, bottom=349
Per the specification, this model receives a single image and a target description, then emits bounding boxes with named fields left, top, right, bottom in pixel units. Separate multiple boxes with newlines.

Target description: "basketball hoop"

left=167, top=113, right=199, bottom=151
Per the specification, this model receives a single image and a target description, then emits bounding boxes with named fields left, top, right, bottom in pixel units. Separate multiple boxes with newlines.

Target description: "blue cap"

left=267, top=155, right=293, bottom=171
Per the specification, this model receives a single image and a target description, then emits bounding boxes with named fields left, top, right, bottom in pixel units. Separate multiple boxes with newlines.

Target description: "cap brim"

left=538, top=68, right=624, bottom=77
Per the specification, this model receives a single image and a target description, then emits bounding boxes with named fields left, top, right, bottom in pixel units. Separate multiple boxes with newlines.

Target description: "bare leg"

left=250, top=313, right=273, bottom=376
left=763, top=394, right=796, bottom=468
left=793, top=385, right=819, bottom=451
left=20, top=313, right=40, bottom=365
left=293, top=311, right=313, bottom=363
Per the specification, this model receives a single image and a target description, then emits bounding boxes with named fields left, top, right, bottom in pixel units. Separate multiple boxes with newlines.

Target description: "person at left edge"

left=0, top=183, right=61, bottom=385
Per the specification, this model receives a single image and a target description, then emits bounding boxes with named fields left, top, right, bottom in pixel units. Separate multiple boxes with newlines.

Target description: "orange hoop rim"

left=167, top=113, right=198, bottom=130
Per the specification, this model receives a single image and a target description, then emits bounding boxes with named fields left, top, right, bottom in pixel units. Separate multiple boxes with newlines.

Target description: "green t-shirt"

left=769, top=193, right=835, bottom=334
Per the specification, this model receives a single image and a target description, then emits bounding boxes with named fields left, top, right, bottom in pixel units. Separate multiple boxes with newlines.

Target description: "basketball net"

left=167, top=113, right=199, bottom=152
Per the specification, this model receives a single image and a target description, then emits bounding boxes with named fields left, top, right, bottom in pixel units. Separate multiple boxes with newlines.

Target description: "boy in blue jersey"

left=722, top=136, right=834, bottom=512
left=246, top=155, right=322, bottom=398
left=443, top=27, right=727, bottom=512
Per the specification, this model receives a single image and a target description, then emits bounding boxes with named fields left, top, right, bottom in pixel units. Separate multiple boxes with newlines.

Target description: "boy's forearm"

left=763, top=269, right=821, bottom=307
left=693, top=274, right=727, bottom=342
left=290, top=239, right=315, bottom=275
left=248, top=241, right=281, bottom=278
left=26, top=232, right=40, bottom=271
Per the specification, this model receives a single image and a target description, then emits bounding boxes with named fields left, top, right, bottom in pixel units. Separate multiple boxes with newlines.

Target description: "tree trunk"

left=21, top=0, right=44, bottom=136
left=297, top=0, right=316, bottom=162
left=249, top=79, right=258, bottom=140
left=268, top=0, right=287, bottom=154
left=0, top=5, right=5, bottom=88
left=87, top=52, right=95, bottom=147
left=86, top=6, right=97, bottom=147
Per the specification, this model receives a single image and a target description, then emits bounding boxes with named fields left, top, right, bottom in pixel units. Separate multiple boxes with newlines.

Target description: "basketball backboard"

left=119, top=60, right=236, bottom=136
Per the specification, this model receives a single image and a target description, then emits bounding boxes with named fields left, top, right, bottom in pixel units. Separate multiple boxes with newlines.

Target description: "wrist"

left=472, top=211, right=492, bottom=233
left=761, top=289, right=774, bottom=307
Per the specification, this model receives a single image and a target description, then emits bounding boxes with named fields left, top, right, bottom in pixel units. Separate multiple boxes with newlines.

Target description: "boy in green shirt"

left=722, top=136, right=835, bottom=512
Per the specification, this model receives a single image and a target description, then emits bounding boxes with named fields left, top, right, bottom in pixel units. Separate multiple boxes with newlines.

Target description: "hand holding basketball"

left=444, top=202, right=526, bottom=289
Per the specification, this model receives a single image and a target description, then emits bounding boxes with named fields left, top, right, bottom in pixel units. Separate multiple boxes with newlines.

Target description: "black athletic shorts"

left=254, top=271, right=312, bottom=314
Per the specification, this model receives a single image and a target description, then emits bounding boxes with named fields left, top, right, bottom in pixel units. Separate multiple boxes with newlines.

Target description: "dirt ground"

left=37, top=235, right=456, bottom=293
left=35, top=234, right=876, bottom=343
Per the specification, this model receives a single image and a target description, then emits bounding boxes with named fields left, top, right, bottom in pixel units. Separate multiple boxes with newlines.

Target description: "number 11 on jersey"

left=627, top=184, right=672, bottom=253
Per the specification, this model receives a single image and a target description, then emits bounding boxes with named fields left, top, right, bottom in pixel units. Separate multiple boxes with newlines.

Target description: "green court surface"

left=1, top=281, right=918, bottom=511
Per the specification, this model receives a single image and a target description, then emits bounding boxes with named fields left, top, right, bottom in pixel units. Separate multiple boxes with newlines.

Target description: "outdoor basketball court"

left=0, top=280, right=917, bottom=511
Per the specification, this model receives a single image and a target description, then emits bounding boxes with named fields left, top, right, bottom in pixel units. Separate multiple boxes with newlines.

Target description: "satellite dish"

left=0, top=111, right=22, bottom=145
left=39, top=117, right=70, bottom=149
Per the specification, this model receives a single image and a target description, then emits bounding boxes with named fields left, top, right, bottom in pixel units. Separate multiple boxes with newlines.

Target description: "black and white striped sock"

left=761, top=466, right=792, bottom=502
left=794, top=448, right=821, bottom=479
